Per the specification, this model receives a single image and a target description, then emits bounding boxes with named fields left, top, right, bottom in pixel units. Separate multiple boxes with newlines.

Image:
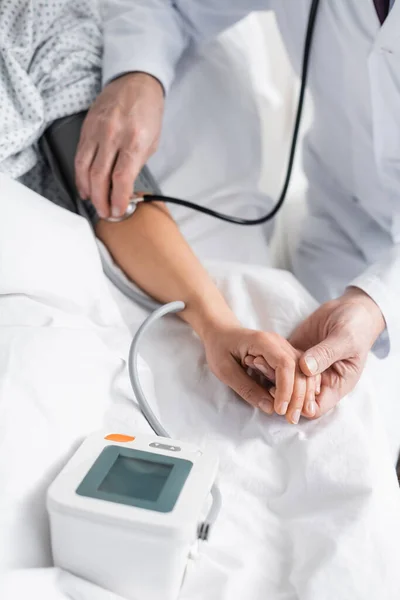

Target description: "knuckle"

left=90, top=165, right=106, bottom=180
left=103, top=120, right=119, bottom=141
left=267, top=332, right=280, bottom=343
left=75, top=144, right=90, bottom=166
left=343, top=328, right=357, bottom=349
left=122, top=130, right=146, bottom=155
left=292, top=395, right=305, bottom=407
left=252, top=331, right=265, bottom=345
left=132, top=125, right=149, bottom=144
left=119, top=146, right=139, bottom=162
left=278, top=355, right=294, bottom=370
left=249, top=332, right=270, bottom=352
left=75, top=154, right=85, bottom=168
left=112, top=168, right=132, bottom=184
left=315, top=343, right=335, bottom=363
left=92, top=111, right=119, bottom=139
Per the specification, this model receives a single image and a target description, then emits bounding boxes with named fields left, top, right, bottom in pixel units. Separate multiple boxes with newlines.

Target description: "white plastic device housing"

left=47, top=432, right=218, bottom=600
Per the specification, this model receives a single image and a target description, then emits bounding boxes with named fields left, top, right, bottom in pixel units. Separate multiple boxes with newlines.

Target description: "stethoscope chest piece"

left=103, top=199, right=139, bottom=223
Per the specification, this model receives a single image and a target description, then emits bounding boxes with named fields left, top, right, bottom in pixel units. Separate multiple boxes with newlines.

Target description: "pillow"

left=0, top=176, right=141, bottom=569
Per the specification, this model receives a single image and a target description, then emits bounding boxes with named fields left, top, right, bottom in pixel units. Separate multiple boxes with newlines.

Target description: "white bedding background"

left=1, top=172, right=400, bottom=600
left=2, top=9, right=400, bottom=600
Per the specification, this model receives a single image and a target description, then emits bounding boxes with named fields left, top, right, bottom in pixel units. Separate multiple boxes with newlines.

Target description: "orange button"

left=105, top=434, right=135, bottom=443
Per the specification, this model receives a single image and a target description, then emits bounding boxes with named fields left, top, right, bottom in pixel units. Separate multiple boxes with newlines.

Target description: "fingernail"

left=255, top=364, right=269, bottom=377
left=112, top=205, right=122, bottom=218
left=291, top=409, right=301, bottom=425
left=269, top=387, right=276, bottom=398
left=307, top=401, right=316, bottom=417
left=316, top=381, right=321, bottom=395
left=278, top=402, right=289, bottom=416
left=305, top=355, right=318, bottom=375
left=259, top=400, right=273, bottom=415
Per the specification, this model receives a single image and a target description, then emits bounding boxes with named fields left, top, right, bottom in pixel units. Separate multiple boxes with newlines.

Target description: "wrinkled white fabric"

left=1, top=175, right=400, bottom=600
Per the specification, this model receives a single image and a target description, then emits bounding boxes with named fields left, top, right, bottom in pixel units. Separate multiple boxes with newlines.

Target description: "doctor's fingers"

left=217, top=357, right=275, bottom=415
left=76, top=128, right=149, bottom=220
left=87, top=144, right=118, bottom=219
left=313, top=385, right=341, bottom=418
left=75, top=112, right=149, bottom=219
left=110, top=141, right=151, bottom=218
left=75, top=133, right=97, bottom=202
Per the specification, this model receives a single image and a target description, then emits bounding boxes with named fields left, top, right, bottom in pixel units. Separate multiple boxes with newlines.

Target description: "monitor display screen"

left=98, top=455, right=173, bottom=502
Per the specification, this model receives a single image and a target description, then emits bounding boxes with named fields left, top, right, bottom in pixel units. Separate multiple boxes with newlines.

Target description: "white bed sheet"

left=1, top=175, right=400, bottom=600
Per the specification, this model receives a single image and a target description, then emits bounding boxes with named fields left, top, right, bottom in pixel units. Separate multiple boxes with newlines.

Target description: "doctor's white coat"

left=102, top=0, right=400, bottom=358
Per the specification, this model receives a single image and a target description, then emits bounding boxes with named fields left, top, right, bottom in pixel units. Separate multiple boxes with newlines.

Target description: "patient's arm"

left=96, top=202, right=236, bottom=337
left=95, top=203, right=318, bottom=423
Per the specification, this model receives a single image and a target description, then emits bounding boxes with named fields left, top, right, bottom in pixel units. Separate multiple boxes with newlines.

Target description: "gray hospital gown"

left=0, top=0, right=102, bottom=207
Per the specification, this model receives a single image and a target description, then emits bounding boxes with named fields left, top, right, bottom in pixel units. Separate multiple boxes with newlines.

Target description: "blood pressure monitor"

left=47, top=431, right=219, bottom=600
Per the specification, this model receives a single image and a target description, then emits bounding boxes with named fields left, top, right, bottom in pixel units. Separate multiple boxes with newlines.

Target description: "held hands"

left=77, top=75, right=386, bottom=422
left=201, top=326, right=321, bottom=425
left=288, top=287, right=386, bottom=416
left=75, top=72, right=165, bottom=219
left=241, top=288, right=386, bottom=422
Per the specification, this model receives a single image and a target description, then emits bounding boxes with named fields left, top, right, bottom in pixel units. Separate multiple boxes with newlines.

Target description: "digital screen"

left=98, top=455, right=173, bottom=502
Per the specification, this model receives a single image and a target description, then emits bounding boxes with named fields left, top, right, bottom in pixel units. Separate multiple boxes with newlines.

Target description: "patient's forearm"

left=95, top=203, right=313, bottom=419
left=95, top=203, right=238, bottom=338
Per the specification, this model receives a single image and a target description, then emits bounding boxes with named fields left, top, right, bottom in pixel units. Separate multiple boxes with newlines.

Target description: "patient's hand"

left=243, top=351, right=320, bottom=422
left=202, top=326, right=319, bottom=424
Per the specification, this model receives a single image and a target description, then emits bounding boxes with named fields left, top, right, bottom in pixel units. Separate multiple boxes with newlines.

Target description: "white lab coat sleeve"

left=350, top=246, right=400, bottom=358
left=101, top=0, right=267, bottom=93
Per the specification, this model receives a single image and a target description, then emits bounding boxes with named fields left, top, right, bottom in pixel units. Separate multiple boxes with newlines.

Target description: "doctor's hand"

left=202, top=325, right=320, bottom=424
left=75, top=72, right=165, bottom=220
left=288, top=287, right=386, bottom=417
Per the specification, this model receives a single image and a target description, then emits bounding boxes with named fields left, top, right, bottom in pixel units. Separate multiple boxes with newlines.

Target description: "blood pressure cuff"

left=41, top=111, right=161, bottom=225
